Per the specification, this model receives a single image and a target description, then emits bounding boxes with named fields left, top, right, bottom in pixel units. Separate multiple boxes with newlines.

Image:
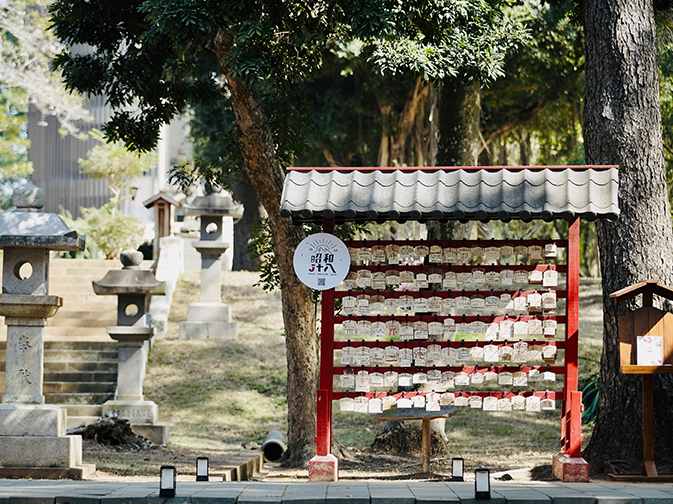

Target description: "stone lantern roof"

left=0, top=181, right=84, bottom=251
left=183, top=183, right=244, bottom=218
left=92, top=251, right=166, bottom=296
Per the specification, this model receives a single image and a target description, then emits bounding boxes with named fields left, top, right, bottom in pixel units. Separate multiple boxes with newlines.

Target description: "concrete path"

left=1, top=480, right=673, bottom=504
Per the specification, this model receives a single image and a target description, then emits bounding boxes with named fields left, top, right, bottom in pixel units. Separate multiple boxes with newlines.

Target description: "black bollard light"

left=159, top=465, right=176, bottom=497
left=474, top=467, right=491, bottom=499
left=451, top=457, right=464, bottom=481
left=196, top=457, right=209, bottom=481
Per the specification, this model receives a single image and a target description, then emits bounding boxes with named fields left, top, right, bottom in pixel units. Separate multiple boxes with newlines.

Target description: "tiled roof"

left=279, top=166, right=619, bottom=224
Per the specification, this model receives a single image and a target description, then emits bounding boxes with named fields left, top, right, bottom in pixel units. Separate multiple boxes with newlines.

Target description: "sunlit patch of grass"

left=145, top=272, right=288, bottom=452
left=136, top=271, right=604, bottom=474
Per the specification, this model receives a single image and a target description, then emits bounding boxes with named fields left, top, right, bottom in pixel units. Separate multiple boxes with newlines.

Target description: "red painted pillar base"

left=552, top=451, right=589, bottom=482
left=308, top=454, right=339, bottom=482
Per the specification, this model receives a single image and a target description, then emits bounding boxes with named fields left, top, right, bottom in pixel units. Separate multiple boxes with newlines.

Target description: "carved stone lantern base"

left=178, top=302, right=238, bottom=340
left=100, top=400, right=169, bottom=445
left=101, top=325, right=170, bottom=445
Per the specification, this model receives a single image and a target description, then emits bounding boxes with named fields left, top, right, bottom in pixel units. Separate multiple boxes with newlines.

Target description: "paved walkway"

left=1, top=480, right=673, bottom=504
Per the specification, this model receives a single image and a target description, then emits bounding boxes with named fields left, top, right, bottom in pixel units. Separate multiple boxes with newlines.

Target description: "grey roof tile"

left=280, top=167, right=620, bottom=223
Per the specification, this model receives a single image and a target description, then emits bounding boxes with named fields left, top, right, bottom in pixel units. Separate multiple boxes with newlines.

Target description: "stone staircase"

left=0, top=258, right=122, bottom=427
left=0, top=340, right=118, bottom=426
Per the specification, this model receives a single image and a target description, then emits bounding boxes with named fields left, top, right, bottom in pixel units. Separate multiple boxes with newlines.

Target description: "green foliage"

left=1, top=0, right=90, bottom=207
left=246, top=217, right=369, bottom=293
left=1, top=0, right=90, bottom=134
left=658, top=9, right=673, bottom=214
left=579, top=365, right=600, bottom=425
left=368, top=0, right=527, bottom=83
left=246, top=217, right=280, bottom=293
left=177, top=80, right=315, bottom=190
left=78, top=129, right=157, bottom=200
left=59, top=199, right=145, bottom=259
left=0, top=88, right=32, bottom=208
left=57, top=208, right=101, bottom=259
left=480, top=0, right=584, bottom=166
left=50, top=0, right=525, bottom=155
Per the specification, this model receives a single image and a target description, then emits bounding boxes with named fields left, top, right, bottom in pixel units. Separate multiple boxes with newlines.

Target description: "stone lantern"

left=92, top=250, right=169, bottom=444
left=179, top=184, right=243, bottom=340
left=0, top=180, right=89, bottom=477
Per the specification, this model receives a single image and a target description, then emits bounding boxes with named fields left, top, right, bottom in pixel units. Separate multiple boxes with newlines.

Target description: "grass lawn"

left=85, top=271, right=604, bottom=477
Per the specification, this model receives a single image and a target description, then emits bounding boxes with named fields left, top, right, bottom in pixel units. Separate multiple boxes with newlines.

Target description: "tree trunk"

left=427, top=78, right=480, bottom=241
left=425, top=77, right=481, bottom=437
left=376, top=78, right=436, bottom=168
left=583, top=0, right=673, bottom=472
left=435, top=78, right=480, bottom=167
left=230, top=171, right=261, bottom=271
left=215, top=35, right=319, bottom=467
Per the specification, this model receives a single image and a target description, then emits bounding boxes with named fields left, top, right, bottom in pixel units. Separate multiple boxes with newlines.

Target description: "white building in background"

left=28, top=99, right=190, bottom=226
left=28, top=103, right=235, bottom=271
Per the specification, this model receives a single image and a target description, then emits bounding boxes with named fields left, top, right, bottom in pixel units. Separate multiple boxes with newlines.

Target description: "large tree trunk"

left=215, top=36, right=319, bottom=467
left=435, top=77, right=480, bottom=167
left=425, top=77, right=481, bottom=440
left=427, top=78, right=481, bottom=241
left=583, top=0, right=673, bottom=472
left=230, top=171, right=261, bottom=271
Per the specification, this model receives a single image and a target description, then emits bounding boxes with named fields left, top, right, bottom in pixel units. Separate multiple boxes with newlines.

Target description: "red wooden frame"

left=313, top=215, right=583, bottom=472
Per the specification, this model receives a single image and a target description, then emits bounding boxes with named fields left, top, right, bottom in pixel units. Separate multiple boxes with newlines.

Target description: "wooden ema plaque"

left=610, top=280, right=673, bottom=481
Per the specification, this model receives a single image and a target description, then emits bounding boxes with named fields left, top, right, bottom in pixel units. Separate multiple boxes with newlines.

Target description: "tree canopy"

left=50, top=0, right=523, bottom=155
left=50, top=0, right=525, bottom=466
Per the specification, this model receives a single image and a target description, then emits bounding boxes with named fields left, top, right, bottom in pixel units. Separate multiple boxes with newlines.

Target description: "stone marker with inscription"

left=0, top=180, right=91, bottom=478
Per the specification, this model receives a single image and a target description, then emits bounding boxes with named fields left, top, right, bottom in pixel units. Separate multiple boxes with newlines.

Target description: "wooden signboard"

left=610, top=280, right=673, bottom=481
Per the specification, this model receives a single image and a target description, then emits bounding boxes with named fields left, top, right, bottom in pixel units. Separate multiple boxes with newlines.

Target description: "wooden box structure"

left=610, top=280, right=673, bottom=481
left=280, top=165, right=620, bottom=482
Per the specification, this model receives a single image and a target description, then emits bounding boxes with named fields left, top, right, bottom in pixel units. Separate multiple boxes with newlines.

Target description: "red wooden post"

left=565, top=218, right=581, bottom=455
left=316, top=217, right=335, bottom=457
left=570, top=391, right=583, bottom=458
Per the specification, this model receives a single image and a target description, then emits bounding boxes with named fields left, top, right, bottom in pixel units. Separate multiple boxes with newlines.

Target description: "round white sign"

left=293, top=233, right=351, bottom=290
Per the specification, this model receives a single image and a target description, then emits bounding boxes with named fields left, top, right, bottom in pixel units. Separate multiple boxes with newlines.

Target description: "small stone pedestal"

left=93, top=252, right=169, bottom=445
left=179, top=185, right=243, bottom=340
left=552, top=451, right=589, bottom=482
left=0, top=181, right=91, bottom=479
left=308, top=454, right=339, bottom=482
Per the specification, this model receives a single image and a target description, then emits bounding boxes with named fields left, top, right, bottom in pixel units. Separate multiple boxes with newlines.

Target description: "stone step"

left=55, top=310, right=118, bottom=321
left=60, top=404, right=104, bottom=417
left=50, top=258, right=121, bottom=270
left=50, top=264, right=118, bottom=274
left=44, top=371, right=117, bottom=382
left=44, top=361, right=117, bottom=372
left=44, top=381, right=116, bottom=394
left=46, top=392, right=116, bottom=404
left=0, top=341, right=116, bottom=350
left=40, top=292, right=102, bottom=302
left=0, top=257, right=119, bottom=342
left=47, top=276, right=101, bottom=288
left=0, top=258, right=130, bottom=410
left=48, top=302, right=117, bottom=312
left=0, top=327, right=113, bottom=338
left=44, top=341, right=117, bottom=351
left=44, top=349, right=118, bottom=362
left=40, top=327, right=111, bottom=337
